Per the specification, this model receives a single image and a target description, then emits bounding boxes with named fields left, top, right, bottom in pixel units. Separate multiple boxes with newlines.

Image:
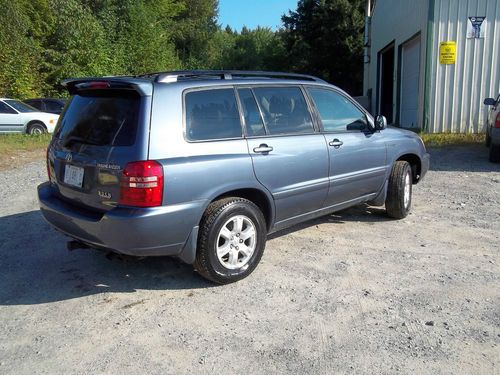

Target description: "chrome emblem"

left=65, top=153, right=72, bottom=162
left=98, top=190, right=112, bottom=199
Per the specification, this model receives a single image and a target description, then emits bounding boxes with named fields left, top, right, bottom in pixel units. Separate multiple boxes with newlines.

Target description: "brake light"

left=120, top=161, right=163, bottom=207
left=75, top=81, right=110, bottom=90
left=496, top=113, right=500, bottom=129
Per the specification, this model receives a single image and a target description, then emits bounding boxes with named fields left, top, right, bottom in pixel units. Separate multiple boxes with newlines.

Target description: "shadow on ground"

left=0, top=205, right=391, bottom=305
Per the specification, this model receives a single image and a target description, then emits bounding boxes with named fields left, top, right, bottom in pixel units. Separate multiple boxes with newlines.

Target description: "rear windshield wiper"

left=62, top=136, right=102, bottom=148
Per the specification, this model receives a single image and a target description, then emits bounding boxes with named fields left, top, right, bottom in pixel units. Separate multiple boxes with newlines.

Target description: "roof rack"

left=135, top=70, right=326, bottom=84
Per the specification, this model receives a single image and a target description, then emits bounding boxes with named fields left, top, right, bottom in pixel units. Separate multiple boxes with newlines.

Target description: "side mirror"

left=375, top=115, right=387, bottom=131
left=484, top=98, right=496, bottom=106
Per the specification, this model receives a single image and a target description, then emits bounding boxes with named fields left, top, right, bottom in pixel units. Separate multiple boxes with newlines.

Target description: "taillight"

left=119, top=160, right=163, bottom=207
left=495, top=113, right=500, bottom=129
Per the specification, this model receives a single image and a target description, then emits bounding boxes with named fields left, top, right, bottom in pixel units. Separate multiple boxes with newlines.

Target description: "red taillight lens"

left=119, top=160, right=163, bottom=207
left=495, top=113, right=500, bottom=129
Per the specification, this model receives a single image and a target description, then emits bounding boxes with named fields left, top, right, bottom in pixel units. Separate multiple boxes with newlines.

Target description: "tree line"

left=0, top=0, right=365, bottom=99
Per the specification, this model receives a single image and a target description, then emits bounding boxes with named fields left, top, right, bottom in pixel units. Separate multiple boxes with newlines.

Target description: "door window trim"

left=237, top=84, right=319, bottom=139
left=304, top=86, right=372, bottom=134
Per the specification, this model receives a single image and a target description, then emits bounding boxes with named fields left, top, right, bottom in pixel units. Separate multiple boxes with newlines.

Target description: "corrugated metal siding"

left=428, top=0, right=500, bottom=133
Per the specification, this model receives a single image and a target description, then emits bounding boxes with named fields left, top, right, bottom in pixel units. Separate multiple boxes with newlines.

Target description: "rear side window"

left=56, top=94, right=139, bottom=146
left=46, top=100, right=64, bottom=113
left=253, top=87, right=314, bottom=135
left=308, top=88, right=367, bottom=132
left=185, top=89, right=242, bottom=141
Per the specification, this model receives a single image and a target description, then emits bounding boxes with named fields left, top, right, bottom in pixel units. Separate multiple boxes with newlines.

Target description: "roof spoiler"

left=62, top=78, right=153, bottom=96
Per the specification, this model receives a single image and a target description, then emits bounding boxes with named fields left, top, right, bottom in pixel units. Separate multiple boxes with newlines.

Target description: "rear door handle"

left=329, top=139, right=343, bottom=148
left=253, top=144, right=273, bottom=153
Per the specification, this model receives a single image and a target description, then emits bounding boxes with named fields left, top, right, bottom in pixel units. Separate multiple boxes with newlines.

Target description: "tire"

left=485, top=132, right=491, bottom=147
left=489, top=143, right=500, bottom=163
left=27, top=122, right=46, bottom=135
left=385, top=161, right=413, bottom=219
left=194, top=197, right=267, bottom=284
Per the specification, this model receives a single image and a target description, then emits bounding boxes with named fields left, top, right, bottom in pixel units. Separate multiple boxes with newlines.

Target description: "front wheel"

left=194, top=197, right=267, bottom=284
left=385, top=161, right=413, bottom=219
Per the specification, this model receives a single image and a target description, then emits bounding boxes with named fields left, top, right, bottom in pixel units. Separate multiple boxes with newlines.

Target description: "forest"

left=0, top=0, right=365, bottom=99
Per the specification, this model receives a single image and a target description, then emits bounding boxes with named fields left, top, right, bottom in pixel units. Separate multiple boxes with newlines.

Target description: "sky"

left=218, top=0, right=298, bottom=31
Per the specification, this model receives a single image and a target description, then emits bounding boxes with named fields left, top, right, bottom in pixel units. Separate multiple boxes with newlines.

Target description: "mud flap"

left=368, top=180, right=388, bottom=207
left=177, top=226, right=199, bottom=264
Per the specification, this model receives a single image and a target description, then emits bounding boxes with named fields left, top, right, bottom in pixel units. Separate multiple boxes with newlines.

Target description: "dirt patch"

left=0, top=149, right=46, bottom=171
left=0, top=145, right=498, bottom=374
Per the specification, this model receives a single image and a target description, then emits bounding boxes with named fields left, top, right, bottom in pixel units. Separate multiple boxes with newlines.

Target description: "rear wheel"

left=194, top=197, right=266, bottom=284
left=27, top=122, right=46, bottom=135
left=489, top=143, right=500, bottom=163
left=385, top=161, right=412, bottom=219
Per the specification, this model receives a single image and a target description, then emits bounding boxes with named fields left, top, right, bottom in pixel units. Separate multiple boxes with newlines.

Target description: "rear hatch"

left=47, top=79, right=153, bottom=213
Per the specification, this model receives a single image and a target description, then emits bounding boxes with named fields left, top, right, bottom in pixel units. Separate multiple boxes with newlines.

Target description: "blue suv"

left=38, top=70, right=430, bottom=283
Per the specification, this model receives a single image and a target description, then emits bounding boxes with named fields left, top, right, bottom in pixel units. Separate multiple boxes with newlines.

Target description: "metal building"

left=363, top=0, right=500, bottom=133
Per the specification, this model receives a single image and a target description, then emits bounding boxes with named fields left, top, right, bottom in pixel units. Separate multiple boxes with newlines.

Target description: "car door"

left=0, top=101, right=22, bottom=133
left=240, top=86, right=329, bottom=224
left=306, top=87, right=387, bottom=207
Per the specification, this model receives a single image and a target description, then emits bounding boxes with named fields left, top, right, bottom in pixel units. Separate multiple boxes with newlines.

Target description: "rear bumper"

left=38, top=182, right=206, bottom=261
left=419, top=152, right=430, bottom=181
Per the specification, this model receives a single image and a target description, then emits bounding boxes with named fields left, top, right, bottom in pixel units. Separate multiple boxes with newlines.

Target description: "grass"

left=0, top=133, right=51, bottom=153
left=419, top=132, right=485, bottom=147
left=0, top=133, right=51, bottom=170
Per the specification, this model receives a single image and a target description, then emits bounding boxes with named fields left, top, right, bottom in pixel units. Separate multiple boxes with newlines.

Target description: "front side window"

left=252, top=87, right=314, bottom=135
left=308, top=88, right=367, bottom=132
left=0, top=101, right=17, bottom=114
left=185, top=89, right=242, bottom=141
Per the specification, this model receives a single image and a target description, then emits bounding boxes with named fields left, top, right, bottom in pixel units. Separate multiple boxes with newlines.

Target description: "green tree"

left=281, top=0, right=365, bottom=94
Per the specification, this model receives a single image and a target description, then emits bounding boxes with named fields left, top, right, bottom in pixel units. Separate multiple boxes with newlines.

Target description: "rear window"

left=56, top=94, right=139, bottom=147
left=185, top=89, right=242, bottom=141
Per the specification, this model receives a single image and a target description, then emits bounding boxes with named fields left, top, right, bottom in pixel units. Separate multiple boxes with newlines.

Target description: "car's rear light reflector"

left=119, top=160, right=163, bottom=207
left=495, top=113, right=500, bottom=129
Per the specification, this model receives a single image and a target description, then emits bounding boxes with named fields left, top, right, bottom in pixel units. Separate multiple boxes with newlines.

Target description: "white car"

left=0, top=98, right=59, bottom=134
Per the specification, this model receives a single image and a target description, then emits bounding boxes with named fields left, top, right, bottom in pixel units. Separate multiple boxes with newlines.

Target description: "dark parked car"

left=24, top=98, right=66, bottom=114
left=484, top=95, right=500, bottom=162
left=38, top=70, right=430, bottom=284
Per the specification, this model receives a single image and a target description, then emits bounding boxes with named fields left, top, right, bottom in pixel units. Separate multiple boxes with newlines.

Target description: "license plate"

left=64, top=164, right=84, bottom=188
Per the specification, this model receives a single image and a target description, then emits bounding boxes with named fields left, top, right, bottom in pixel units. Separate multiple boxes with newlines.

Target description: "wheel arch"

left=25, top=120, right=47, bottom=134
left=208, top=188, right=275, bottom=232
left=396, top=153, right=422, bottom=183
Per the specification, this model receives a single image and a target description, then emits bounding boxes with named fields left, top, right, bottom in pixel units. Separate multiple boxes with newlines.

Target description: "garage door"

left=400, top=36, right=420, bottom=128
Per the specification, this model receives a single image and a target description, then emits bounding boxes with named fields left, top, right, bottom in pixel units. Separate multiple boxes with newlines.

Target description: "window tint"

left=45, top=100, right=64, bottom=113
left=185, top=89, right=241, bottom=141
left=253, top=87, right=314, bottom=135
left=0, top=102, right=17, bottom=114
left=24, top=100, right=42, bottom=110
left=56, top=94, right=139, bottom=146
left=308, top=88, right=367, bottom=132
left=237, top=89, right=265, bottom=136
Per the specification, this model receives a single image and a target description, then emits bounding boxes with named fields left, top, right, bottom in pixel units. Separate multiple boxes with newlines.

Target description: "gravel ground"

left=0, top=144, right=498, bottom=374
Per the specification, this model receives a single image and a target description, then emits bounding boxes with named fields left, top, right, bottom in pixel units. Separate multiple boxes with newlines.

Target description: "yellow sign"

left=439, top=41, right=456, bottom=64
